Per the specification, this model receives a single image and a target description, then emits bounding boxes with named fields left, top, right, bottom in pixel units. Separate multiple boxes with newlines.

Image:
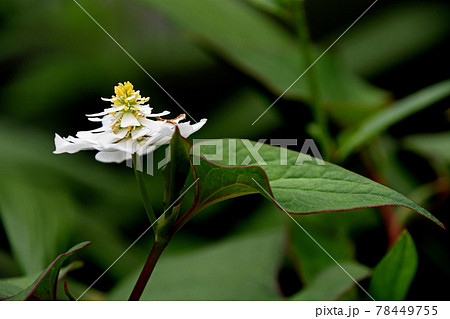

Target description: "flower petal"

left=142, top=124, right=174, bottom=148
left=120, top=113, right=141, bottom=127
left=53, top=134, right=96, bottom=154
left=101, top=97, right=120, bottom=102
left=179, top=118, right=207, bottom=138
left=131, top=126, right=150, bottom=139
left=54, top=81, right=207, bottom=165
left=95, top=151, right=130, bottom=163
left=82, top=127, right=106, bottom=133
left=147, top=110, right=170, bottom=118
left=76, top=131, right=118, bottom=145
left=139, top=118, right=162, bottom=132
left=106, top=139, right=135, bottom=152
left=114, top=128, right=129, bottom=139
left=87, top=117, right=104, bottom=122
left=86, top=106, right=123, bottom=117
left=137, top=105, right=153, bottom=116
left=137, top=144, right=158, bottom=156
left=86, top=110, right=110, bottom=117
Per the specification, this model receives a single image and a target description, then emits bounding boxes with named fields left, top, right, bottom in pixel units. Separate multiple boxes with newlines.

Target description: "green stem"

left=132, top=153, right=157, bottom=225
left=292, top=0, right=333, bottom=160
left=128, top=238, right=170, bottom=301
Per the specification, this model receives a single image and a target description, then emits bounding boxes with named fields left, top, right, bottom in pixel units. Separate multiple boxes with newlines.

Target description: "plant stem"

left=292, top=0, right=333, bottom=160
left=359, top=146, right=402, bottom=246
left=380, top=206, right=402, bottom=248
left=132, top=153, right=157, bottom=225
left=128, top=239, right=169, bottom=301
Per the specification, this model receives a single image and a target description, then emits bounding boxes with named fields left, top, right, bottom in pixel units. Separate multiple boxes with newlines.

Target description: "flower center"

left=110, top=81, right=150, bottom=109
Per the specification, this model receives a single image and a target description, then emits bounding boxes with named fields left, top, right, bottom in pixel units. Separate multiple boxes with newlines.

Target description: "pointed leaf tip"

left=189, top=139, right=443, bottom=228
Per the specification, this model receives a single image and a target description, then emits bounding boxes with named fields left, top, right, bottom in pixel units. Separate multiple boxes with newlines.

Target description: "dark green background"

left=0, top=0, right=449, bottom=300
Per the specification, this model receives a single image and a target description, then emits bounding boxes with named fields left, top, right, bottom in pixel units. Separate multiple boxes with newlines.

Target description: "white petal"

left=97, top=132, right=123, bottom=145
left=147, top=110, right=170, bottom=118
left=179, top=118, right=207, bottom=138
left=76, top=131, right=118, bottom=145
left=120, top=113, right=141, bottom=127
left=137, top=105, right=153, bottom=116
left=86, top=110, right=110, bottom=117
left=107, top=139, right=136, bottom=153
left=159, top=123, right=176, bottom=136
left=86, top=105, right=124, bottom=117
left=75, top=131, right=99, bottom=140
left=142, top=125, right=174, bottom=148
left=192, top=118, right=208, bottom=132
left=101, top=97, right=120, bottom=102
left=103, top=114, right=118, bottom=126
left=132, top=127, right=150, bottom=139
left=53, top=134, right=96, bottom=154
left=154, top=135, right=173, bottom=146
left=105, top=105, right=125, bottom=113
left=137, top=144, right=158, bottom=156
left=139, top=118, right=162, bottom=132
left=114, top=128, right=129, bottom=139
left=83, top=127, right=106, bottom=133
left=177, top=122, right=194, bottom=137
left=142, top=132, right=164, bottom=148
left=88, top=117, right=104, bottom=122
left=95, top=151, right=130, bottom=163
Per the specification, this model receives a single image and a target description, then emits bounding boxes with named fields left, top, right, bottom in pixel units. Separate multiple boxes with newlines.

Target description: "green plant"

left=1, top=0, right=448, bottom=301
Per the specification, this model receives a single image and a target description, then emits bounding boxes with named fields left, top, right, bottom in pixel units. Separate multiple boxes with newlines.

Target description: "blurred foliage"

left=109, top=231, right=284, bottom=300
left=369, top=231, right=417, bottom=301
left=0, top=0, right=449, bottom=301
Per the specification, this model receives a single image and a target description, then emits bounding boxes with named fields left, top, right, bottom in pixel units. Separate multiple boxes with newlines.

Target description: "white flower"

left=54, top=81, right=207, bottom=163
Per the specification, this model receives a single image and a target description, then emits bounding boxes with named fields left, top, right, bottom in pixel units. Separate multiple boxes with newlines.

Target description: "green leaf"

left=0, top=175, right=76, bottom=275
left=243, top=0, right=287, bottom=19
left=290, top=262, right=371, bottom=301
left=369, top=231, right=418, bottom=300
left=338, top=80, right=450, bottom=159
left=0, top=249, right=20, bottom=278
left=161, top=127, right=192, bottom=208
left=0, top=273, right=39, bottom=299
left=63, top=280, right=77, bottom=301
left=109, top=231, right=283, bottom=300
left=336, top=2, right=450, bottom=77
left=177, top=155, right=271, bottom=227
left=190, top=139, right=443, bottom=227
left=0, top=242, right=91, bottom=300
left=366, top=136, right=418, bottom=195
left=290, top=215, right=354, bottom=284
left=139, top=0, right=388, bottom=116
left=132, top=153, right=157, bottom=225
left=403, top=132, right=450, bottom=166
left=58, top=261, right=84, bottom=282
left=70, top=214, right=143, bottom=281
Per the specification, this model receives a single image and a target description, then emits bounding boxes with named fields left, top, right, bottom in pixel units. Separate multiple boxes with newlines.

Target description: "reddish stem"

left=359, top=151, right=402, bottom=247
left=128, top=239, right=169, bottom=301
left=379, top=206, right=402, bottom=248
